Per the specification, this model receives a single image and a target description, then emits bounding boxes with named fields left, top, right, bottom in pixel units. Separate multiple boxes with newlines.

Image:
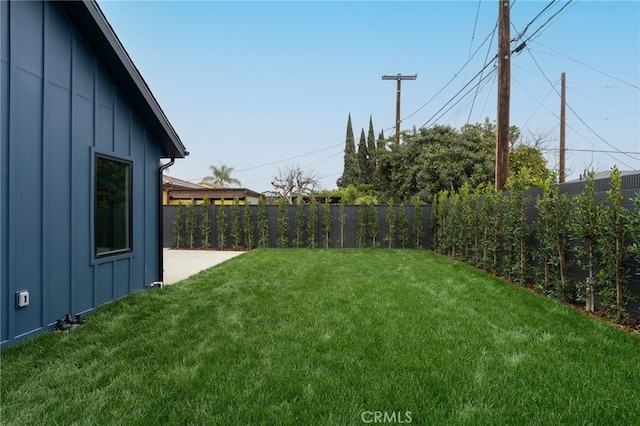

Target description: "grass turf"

left=2, top=249, right=639, bottom=425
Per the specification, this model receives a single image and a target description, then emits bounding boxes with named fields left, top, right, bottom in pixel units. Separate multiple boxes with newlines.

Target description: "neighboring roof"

left=163, top=175, right=206, bottom=190
left=167, top=188, right=262, bottom=200
left=566, top=170, right=640, bottom=183
left=200, top=182, right=224, bottom=189
left=163, top=176, right=261, bottom=200
left=56, top=0, right=187, bottom=159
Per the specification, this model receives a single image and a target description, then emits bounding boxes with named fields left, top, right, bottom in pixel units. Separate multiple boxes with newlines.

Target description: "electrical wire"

left=449, top=70, right=497, bottom=125
left=525, top=47, right=638, bottom=165
left=544, top=148, right=640, bottom=155
left=512, top=74, right=560, bottom=127
left=186, top=142, right=343, bottom=183
left=233, top=143, right=343, bottom=173
left=476, top=71, right=498, bottom=122
left=468, top=0, right=483, bottom=58
left=516, top=0, right=575, bottom=47
left=394, top=0, right=634, bottom=169
left=568, top=87, right=638, bottom=116
left=400, top=21, right=499, bottom=125
left=410, top=0, right=570, bottom=131
left=419, top=63, right=498, bottom=129
left=467, top=10, right=499, bottom=124
left=530, top=44, right=640, bottom=90
left=563, top=119, right=636, bottom=167
left=511, top=0, right=557, bottom=43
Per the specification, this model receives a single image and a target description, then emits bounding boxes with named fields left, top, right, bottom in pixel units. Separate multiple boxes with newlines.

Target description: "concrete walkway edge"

left=163, top=248, right=245, bottom=284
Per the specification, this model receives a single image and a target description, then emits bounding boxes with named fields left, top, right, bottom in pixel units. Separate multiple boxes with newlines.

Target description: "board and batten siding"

left=1, top=1, right=162, bottom=347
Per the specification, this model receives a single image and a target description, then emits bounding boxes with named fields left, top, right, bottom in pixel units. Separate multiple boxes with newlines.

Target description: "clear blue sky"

left=98, top=0, right=639, bottom=193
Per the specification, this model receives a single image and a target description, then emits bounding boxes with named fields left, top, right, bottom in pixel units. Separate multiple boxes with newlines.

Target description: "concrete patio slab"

left=163, top=249, right=245, bottom=284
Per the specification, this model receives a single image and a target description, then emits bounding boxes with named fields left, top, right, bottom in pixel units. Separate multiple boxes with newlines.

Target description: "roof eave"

left=56, top=0, right=187, bottom=159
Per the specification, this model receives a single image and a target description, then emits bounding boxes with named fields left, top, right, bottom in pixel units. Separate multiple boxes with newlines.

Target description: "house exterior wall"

left=1, top=1, right=162, bottom=347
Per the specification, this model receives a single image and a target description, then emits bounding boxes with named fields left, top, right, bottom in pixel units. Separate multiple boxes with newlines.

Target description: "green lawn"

left=2, top=249, right=639, bottom=425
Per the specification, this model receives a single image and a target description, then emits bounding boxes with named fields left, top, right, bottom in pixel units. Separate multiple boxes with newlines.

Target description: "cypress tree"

left=376, top=129, right=386, bottom=151
left=367, top=116, right=376, bottom=158
left=338, top=113, right=360, bottom=188
left=374, top=129, right=386, bottom=185
left=357, top=128, right=370, bottom=184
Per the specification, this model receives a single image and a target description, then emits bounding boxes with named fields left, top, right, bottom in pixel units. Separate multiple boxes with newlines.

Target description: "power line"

left=512, top=75, right=559, bottom=127
left=515, top=0, right=575, bottom=47
left=476, top=71, right=498, bottom=122
left=467, top=11, right=499, bottom=125
left=400, top=21, right=499, bottom=124
left=562, top=117, right=636, bottom=166
left=414, top=1, right=571, bottom=132
left=530, top=44, right=640, bottom=90
left=419, top=60, right=498, bottom=129
left=512, top=0, right=558, bottom=43
left=523, top=47, right=637, bottom=168
left=186, top=142, right=343, bottom=183
left=467, top=0, right=483, bottom=57
left=234, top=143, right=343, bottom=173
left=543, top=148, right=640, bottom=156
left=449, top=70, right=497, bottom=125
left=565, top=100, right=639, bottom=165
left=568, top=87, right=638, bottom=116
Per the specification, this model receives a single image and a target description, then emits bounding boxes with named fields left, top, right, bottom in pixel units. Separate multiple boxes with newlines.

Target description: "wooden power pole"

left=559, top=72, right=566, bottom=183
left=382, top=73, right=417, bottom=143
left=495, top=0, right=511, bottom=191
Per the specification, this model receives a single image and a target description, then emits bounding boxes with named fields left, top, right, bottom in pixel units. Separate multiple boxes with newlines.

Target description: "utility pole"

left=382, top=73, right=417, bottom=144
left=495, top=0, right=510, bottom=191
left=559, top=72, right=566, bottom=183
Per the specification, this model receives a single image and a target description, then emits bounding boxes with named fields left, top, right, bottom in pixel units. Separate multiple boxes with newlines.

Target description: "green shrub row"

left=173, top=197, right=425, bottom=251
left=431, top=167, right=640, bottom=321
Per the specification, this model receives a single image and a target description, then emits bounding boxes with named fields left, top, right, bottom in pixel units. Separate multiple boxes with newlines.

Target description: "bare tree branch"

left=271, top=164, right=319, bottom=204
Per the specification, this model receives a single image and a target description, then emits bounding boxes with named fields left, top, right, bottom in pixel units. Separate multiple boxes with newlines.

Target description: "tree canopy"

left=510, top=143, right=551, bottom=187
left=376, top=123, right=495, bottom=202
left=331, top=118, right=551, bottom=203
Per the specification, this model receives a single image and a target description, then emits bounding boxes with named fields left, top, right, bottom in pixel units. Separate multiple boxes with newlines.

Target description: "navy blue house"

left=1, top=0, right=187, bottom=347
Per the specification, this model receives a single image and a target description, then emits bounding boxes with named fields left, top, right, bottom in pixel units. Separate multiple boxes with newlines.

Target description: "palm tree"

left=202, top=164, right=241, bottom=187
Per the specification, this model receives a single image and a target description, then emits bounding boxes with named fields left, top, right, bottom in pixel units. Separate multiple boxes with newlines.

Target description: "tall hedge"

left=431, top=168, right=640, bottom=321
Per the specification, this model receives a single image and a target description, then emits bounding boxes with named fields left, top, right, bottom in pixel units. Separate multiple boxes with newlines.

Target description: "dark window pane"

left=95, top=155, right=131, bottom=256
